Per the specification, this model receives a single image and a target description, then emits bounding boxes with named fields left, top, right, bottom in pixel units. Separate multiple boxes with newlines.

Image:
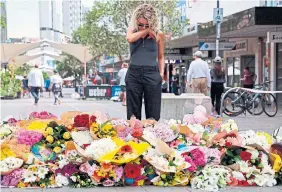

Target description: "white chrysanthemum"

left=37, top=166, right=49, bottom=179
left=71, top=131, right=93, bottom=146
left=55, top=174, right=69, bottom=187
left=85, top=138, right=117, bottom=160
left=23, top=170, right=37, bottom=183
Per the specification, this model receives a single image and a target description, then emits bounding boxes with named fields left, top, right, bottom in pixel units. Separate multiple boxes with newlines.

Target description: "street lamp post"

left=216, top=0, right=220, bottom=57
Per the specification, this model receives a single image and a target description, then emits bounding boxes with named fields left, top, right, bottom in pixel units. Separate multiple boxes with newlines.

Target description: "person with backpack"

left=50, top=70, right=63, bottom=105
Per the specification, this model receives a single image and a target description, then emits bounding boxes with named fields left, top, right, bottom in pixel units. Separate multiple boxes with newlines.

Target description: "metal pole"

left=216, top=0, right=220, bottom=57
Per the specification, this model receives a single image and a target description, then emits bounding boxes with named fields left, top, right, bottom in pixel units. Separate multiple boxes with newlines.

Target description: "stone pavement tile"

left=116, top=186, right=145, bottom=192
left=1, top=188, right=42, bottom=192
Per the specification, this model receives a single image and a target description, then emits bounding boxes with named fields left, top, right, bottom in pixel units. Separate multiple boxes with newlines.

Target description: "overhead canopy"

left=13, top=53, right=67, bottom=66
left=1, top=39, right=95, bottom=64
left=167, top=33, right=198, bottom=48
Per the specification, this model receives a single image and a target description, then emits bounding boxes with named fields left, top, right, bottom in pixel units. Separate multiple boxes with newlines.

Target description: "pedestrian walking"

left=126, top=3, right=165, bottom=121
left=22, top=76, right=29, bottom=98
left=50, top=69, right=63, bottom=105
left=28, top=64, right=44, bottom=105
left=242, top=67, right=256, bottom=89
left=187, top=51, right=211, bottom=96
left=118, top=63, right=128, bottom=106
left=210, top=56, right=225, bottom=115
left=45, top=78, right=51, bottom=98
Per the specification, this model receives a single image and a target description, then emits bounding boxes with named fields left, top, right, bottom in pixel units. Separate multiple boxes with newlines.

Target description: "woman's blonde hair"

left=130, top=4, right=159, bottom=32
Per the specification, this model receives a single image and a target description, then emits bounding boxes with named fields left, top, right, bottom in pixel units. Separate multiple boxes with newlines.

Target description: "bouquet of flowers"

left=0, top=157, right=24, bottom=175
left=144, top=144, right=190, bottom=173
left=220, top=119, right=238, bottom=133
left=2, top=139, right=31, bottom=162
left=99, top=141, right=150, bottom=164
left=90, top=121, right=117, bottom=139
left=69, top=172, right=95, bottom=188
left=222, top=146, right=277, bottom=187
left=17, top=129, right=43, bottom=146
left=1, top=168, right=24, bottom=187
left=55, top=162, right=79, bottom=177
left=72, top=114, right=97, bottom=130
left=84, top=137, right=118, bottom=160
left=29, top=111, right=57, bottom=120
left=143, top=122, right=178, bottom=143
left=57, top=149, right=84, bottom=167
left=129, top=116, right=143, bottom=138
left=18, top=164, right=56, bottom=188
left=211, top=130, right=242, bottom=149
left=181, top=147, right=211, bottom=173
left=191, top=165, right=232, bottom=192
left=239, top=130, right=272, bottom=150
left=0, top=124, right=18, bottom=145
left=151, top=170, right=190, bottom=186
left=40, top=122, right=72, bottom=154
left=124, top=158, right=156, bottom=186
left=71, top=130, right=93, bottom=148
left=115, top=125, right=134, bottom=141
left=79, top=161, right=123, bottom=186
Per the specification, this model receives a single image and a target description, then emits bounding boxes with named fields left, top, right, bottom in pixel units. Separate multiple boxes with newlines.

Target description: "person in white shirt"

left=50, top=69, right=63, bottom=105
left=28, top=64, right=44, bottom=105
left=187, top=51, right=211, bottom=96
left=118, top=63, right=128, bottom=106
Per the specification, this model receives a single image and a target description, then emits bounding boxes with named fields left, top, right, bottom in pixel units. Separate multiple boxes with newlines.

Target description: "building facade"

left=1, top=0, right=7, bottom=43
left=63, top=0, right=82, bottom=36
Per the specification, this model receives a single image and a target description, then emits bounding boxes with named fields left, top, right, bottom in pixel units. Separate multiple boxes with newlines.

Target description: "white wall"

left=187, top=0, right=261, bottom=25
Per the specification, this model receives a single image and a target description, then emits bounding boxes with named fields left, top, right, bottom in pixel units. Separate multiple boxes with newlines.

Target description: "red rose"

left=124, top=163, right=141, bottom=179
left=225, top=141, right=232, bottom=147
left=240, top=151, right=252, bottom=161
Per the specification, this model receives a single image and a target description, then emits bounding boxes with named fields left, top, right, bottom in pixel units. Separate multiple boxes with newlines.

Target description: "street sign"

left=199, top=42, right=236, bottom=51
left=213, top=8, right=223, bottom=23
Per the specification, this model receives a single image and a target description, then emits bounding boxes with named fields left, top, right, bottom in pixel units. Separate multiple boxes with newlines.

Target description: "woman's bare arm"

left=126, top=27, right=148, bottom=43
left=157, top=31, right=165, bottom=78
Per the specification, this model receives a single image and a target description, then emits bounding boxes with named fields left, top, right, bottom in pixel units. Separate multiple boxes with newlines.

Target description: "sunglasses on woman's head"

left=138, top=23, right=149, bottom=28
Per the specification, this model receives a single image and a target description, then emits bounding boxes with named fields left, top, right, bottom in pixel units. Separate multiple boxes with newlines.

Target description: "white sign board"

left=213, top=8, right=223, bottom=24
left=199, top=42, right=236, bottom=51
left=267, top=32, right=282, bottom=43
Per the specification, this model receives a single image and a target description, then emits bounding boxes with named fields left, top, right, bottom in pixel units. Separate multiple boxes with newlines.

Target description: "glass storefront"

left=226, top=57, right=241, bottom=87
left=276, top=43, right=282, bottom=105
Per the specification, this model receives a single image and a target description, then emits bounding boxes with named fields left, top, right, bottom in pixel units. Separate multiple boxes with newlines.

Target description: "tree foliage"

left=0, top=2, right=6, bottom=28
left=56, top=55, right=94, bottom=79
left=73, top=0, right=189, bottom=58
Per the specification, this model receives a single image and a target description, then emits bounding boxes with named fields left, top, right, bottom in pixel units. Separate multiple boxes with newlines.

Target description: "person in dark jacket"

left=210, top=56, right=225, bottom=115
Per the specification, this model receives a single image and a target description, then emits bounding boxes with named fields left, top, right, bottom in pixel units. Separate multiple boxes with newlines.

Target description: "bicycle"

left=222, top=81, right=278, bottom=117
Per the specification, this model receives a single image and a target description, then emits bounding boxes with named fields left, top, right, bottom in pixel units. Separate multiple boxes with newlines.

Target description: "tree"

left=73, top=0, right=189, bottom=60
left=0, top=2, right=6, bottom=28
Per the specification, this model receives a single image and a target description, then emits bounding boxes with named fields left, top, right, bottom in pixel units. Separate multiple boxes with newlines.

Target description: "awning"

left=1, top=39, right=96, bottom=64
left=167, top=33, right=198, bottom=48
left=12, top=53, right=67, bottom=66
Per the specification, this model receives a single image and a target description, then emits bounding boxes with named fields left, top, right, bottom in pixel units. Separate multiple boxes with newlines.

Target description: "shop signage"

left=199, top=42, right=236, bottom=51
left=267, top=32, right=282, bottom=43
left=84, top=86, right=112, bottom=99
left=231, top=40, right=248, bottom=52
left=111, top=86, right=122, bottom=97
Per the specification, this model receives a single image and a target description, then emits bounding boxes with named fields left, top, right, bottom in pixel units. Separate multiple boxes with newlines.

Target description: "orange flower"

left=92, top=171, right=102, bottom=182
left=101, top=162, right=113, bottom=172
left=120, top=145, right=133, bottom=154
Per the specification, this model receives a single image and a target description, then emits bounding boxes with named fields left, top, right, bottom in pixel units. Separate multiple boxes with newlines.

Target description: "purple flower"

left=1, top=169, right=24, bottom=186
left=55, top=163, right=79, bottom=177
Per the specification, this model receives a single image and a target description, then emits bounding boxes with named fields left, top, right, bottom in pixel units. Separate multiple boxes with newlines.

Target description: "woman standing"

left=210, top=56, right=225, bottom=115
left=126, top=4, right=165, bottom=121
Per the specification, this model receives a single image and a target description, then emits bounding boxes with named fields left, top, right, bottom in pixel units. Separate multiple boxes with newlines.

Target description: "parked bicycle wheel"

left=222, top=91, right=245, bottom=117
left=262, top=93, right=278, bottom=117
left=246, top=95, right=264, bottom=116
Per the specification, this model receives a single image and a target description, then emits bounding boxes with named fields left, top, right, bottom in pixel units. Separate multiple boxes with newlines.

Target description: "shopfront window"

left=227, top=57, right=241, bottom=87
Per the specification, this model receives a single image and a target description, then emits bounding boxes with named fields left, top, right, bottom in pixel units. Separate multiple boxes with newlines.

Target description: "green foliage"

left=73, top=0, right=189, bottom=58
left=14, top=64, right=31, bottom=76
left=0, top=2, right=6, bottom=28
left=0, top=71, right=22, bottom=97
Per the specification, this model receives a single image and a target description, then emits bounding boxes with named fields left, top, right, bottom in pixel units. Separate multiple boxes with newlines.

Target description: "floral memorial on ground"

left=0, top=108, right=282, bottom=191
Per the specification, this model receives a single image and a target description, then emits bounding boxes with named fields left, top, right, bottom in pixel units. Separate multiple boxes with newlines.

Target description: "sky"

left=6, top=0, right=94, bottom=38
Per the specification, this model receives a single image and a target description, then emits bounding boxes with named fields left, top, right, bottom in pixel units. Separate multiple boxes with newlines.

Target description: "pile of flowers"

left=29, top=111, right=57, bottom=120
left=0, top=107, right=281, bottom=191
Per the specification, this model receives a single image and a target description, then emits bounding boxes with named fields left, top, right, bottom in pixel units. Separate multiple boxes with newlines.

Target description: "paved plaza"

left=1, top=89, right=282, bottom=192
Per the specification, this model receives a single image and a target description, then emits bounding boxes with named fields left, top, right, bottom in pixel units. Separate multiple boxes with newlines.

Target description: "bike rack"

left=220, top=87, right=255, bottom=117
